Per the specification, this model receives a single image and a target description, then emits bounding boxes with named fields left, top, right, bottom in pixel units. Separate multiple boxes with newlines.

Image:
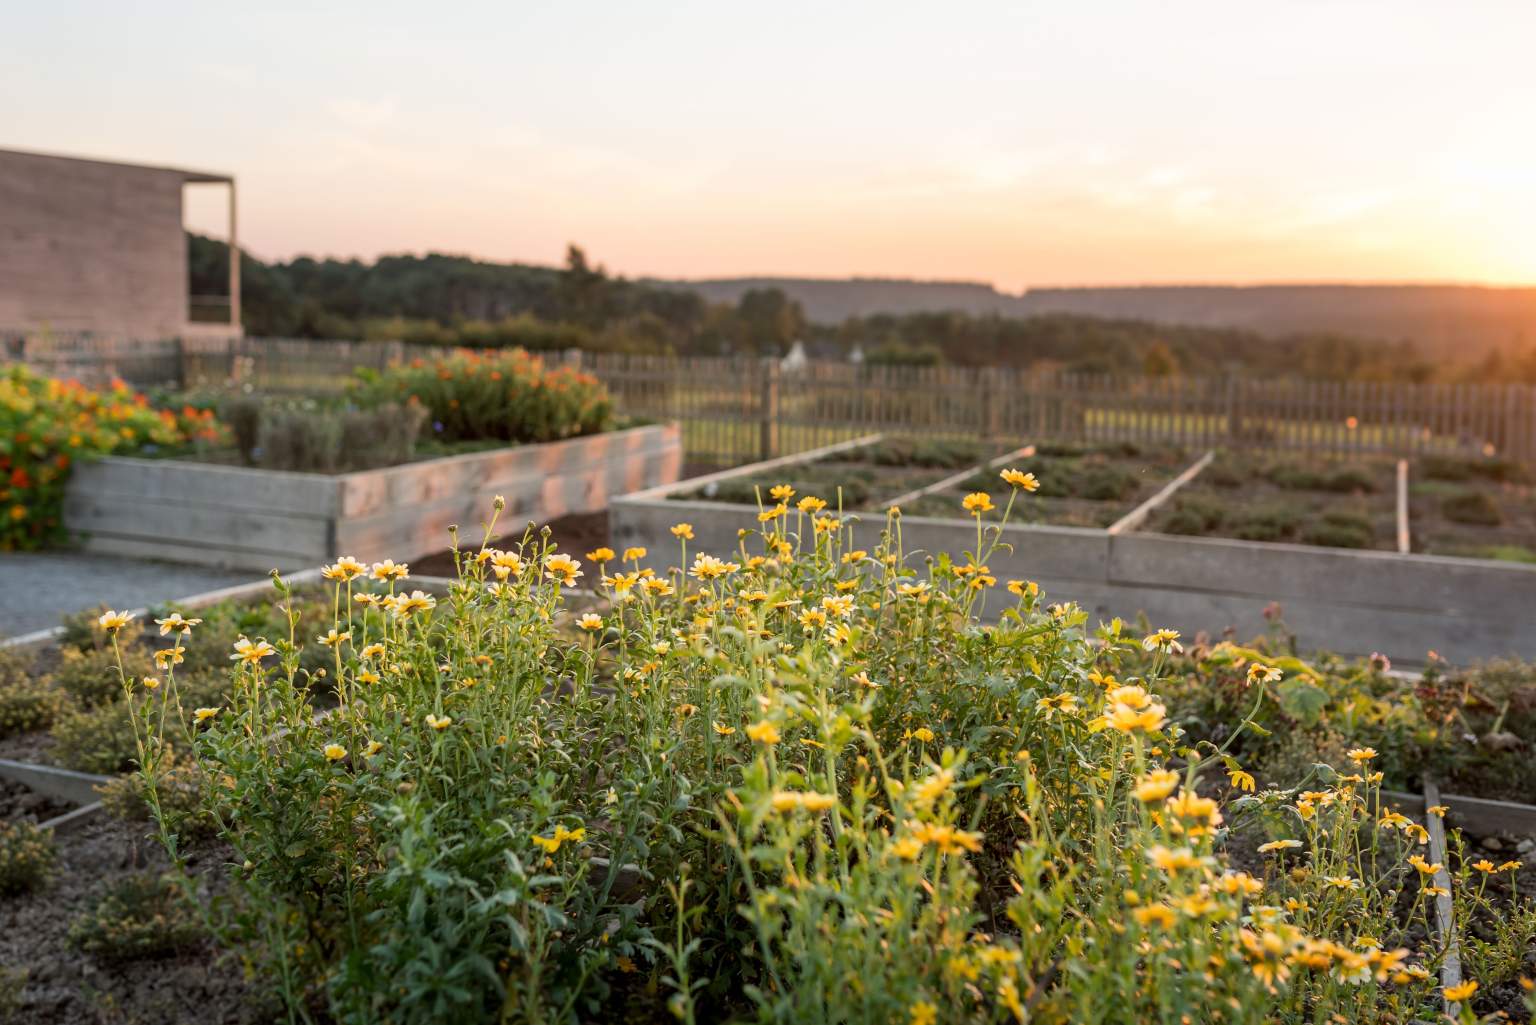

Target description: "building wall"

left=0, top=149, right=191, bottom=338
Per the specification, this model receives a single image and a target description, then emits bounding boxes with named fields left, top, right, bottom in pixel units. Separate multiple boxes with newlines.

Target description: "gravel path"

left=0, top=552, right=259, bottom=640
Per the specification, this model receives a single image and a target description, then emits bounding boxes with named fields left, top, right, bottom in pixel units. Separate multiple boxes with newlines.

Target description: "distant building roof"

left=0, top=146, right=232, bottom=183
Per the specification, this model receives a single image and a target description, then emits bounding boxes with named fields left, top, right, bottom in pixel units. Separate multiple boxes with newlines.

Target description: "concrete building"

left=0, top=147, right=239, bottom=340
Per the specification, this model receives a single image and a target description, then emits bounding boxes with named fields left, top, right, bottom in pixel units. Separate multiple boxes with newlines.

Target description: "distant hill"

left=653, top=278, right=1536, bottom=354
left=646, top=277, right=1020, bottom=322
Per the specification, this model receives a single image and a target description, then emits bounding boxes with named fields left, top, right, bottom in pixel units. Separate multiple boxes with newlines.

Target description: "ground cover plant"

left=900, top=440, right=1190, bottom=527
left=1123, top=612, right=1536, bottom=802
left=1149, top=451, right=1398, bottom=549
left=673, top=435, right=1001, bottom=510
left=0, top=365, right=224, bottom=550
left=215, top=394, right=431, bottom=473
left=88, top=481, right=1535, bottom=1024
left=1410, top=454, right=1536, bottom=562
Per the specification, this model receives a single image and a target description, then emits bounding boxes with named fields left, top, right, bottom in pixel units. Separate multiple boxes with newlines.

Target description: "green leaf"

left=1276, top=679, right=1329, bottom=726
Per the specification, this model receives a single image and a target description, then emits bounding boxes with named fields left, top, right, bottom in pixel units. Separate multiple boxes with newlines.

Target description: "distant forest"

left=190, top=235, right=1536, bottom=382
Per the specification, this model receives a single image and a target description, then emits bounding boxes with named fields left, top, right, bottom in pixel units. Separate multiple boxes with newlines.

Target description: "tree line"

left=192, top=235, right=1529, bottom=382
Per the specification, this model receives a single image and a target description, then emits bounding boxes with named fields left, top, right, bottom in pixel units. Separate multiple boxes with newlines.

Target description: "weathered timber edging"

left=1423, top=779, right=1463, bottom=1017
left=64, top=423, right=682, bottom=572
left=879, top=442, right=1038, bottom=510
left=1107, top=450, right=1214, bottom=536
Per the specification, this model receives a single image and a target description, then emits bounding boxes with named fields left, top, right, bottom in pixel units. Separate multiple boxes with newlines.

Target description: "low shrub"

left=67, top=873, right=204, bottom=961
left=1299, top=510, right=1374, bottom=549
left=1137, top=624, right=1536, bottom=802
left=53, top=645, right=150, bottom=709
left=1423, top=454, right=1530, bottom=484
left=220, top=395, right=430, bottom=473
left=1230, top=503, right=1300, bottom=541
left=1266, top=461, right=1376, bottom=494
left=1202, top=457, right=1247, bottom=488
left=52, top=670, right=227, bottom=775
left=0, top=822, right=54, bottom=896
left=355, top=348, right=612, bottom=444
left=0, top=652, right=66, bottom=738
left=0, top=678, right=68, bottom=739
left=1159, top=494, right=1224, bottom=534
left=1077, top=463, right=1137, bottom=501
left=867, top=436, right=987, bottom=469
left=0, top=365, right=225, bottom=550
left=1319, top=464, right=1377, bottom=493
left=50, top=700, right=143, bottom=775
left=1442, top=490, right=1503, bottom=526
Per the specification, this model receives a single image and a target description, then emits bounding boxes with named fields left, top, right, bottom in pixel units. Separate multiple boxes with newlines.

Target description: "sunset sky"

left=4, top=1, right=1534, bottom=289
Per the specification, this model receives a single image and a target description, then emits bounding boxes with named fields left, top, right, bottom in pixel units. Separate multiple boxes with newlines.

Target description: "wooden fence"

left=576, top=353, right=1536, bottom=467
left=7, top=333, right=1534, bottom=467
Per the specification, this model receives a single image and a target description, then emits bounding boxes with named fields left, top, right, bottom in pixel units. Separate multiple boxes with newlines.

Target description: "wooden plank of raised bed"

left=878, top=442, right=1039, bottom=511
left=65, top=490, right=332, bottom=561
left=625, top=433, right=883, bottom=501
left=0, top=760, right=110, bottom=805
left=1423, top=778, right=1463, bottom=1018
left=71, top=457, right=341, bottom=517
left=1396, top=459, right=1411, bottom=554
left=1107, top=450, right=1214, bottom=536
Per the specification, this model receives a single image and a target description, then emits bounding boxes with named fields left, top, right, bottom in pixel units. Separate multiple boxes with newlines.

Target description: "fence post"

left=1226, top=377, right=1243, bottom=445
left=979, top=372, right=1001, bottom=442
left=759, top=358, right=781, bottom=461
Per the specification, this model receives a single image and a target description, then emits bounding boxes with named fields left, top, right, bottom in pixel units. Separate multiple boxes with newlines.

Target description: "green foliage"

left=52, top=669, right=227, bottom=775
left=0, top=365, right=224, bottom=550
left=0, top=965, right=25, bottom=1020
left=356, top=348, right=613, bottom=444
left=868, top=437, right=986, bottom=469
left=50, top=699, right=144, bottom=775
left=1229, top=504, right=1301, bottom=542
left=1266, top=461, right=1377, bottom=493
left=192, top=232, right=1463, bottom=380
left=219, top=395, right=431, bottom=473
left=99, top=752, right=218, bottom=841
left=1299, top=511, right=1374, bottom=549
left=67, top=873, right=204, bottom=961
left=0, top=822, right=54, bottom=897
left=1442, top=490, right=1503, bottom=526
left=1143, top=629, right=1536, bottom=800
left=110, top=498, right=1504, bottom=1024
left=0, top=652, right=66, bottom=738
left=1160, top=494, right=1225, bottom=535
left=1422, top=454, right=1530, bottom=484
left=53, top=645, right=146, bottom=709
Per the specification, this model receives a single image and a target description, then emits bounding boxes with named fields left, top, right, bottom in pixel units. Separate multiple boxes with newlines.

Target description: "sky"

left=4, top=1, right=1535, bottom=289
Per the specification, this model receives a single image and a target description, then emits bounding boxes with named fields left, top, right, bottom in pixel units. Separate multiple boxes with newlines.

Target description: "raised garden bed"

left=1410, top=454, right=1536, bottom=563
left=3, top=521, right=1535, bottom=1022
left=900, top=440, right=1193, bottom=528
left=613, top=437, right=1536, bottom=663
left=668, top=434, right=1002, bottom=512
left=1147, top=452, right=1400, bottom=550
left=62, top=423, right=681, bottom=572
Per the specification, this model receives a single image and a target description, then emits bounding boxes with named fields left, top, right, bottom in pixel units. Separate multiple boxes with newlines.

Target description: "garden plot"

left=2, top=518, right=1536, bottom=1022
left=1409, top=455, right=1536, bottom=563
left=1145, top=452, right=1400, bottom=550
left=666, top=435, right=1008, bottom=511
left=899, top=441, right=1195, bottom=528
